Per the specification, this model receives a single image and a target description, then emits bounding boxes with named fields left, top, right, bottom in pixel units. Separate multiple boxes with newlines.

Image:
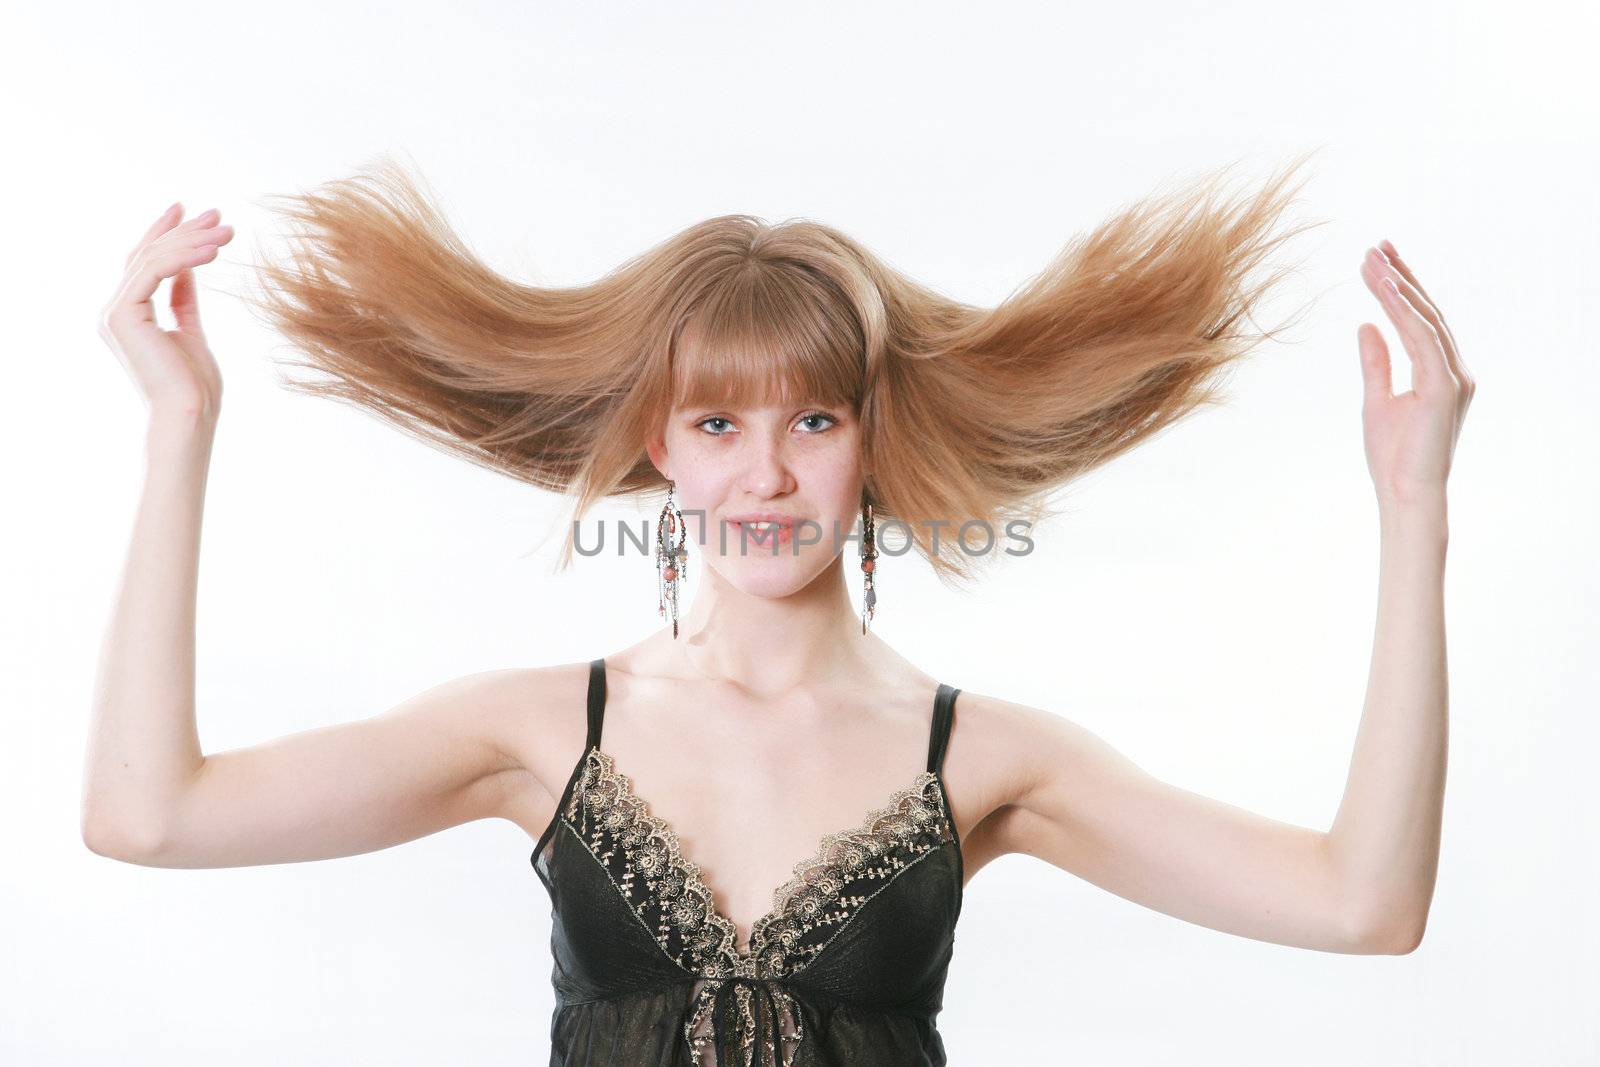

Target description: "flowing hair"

left=233, top=151, right=1327, bottom=588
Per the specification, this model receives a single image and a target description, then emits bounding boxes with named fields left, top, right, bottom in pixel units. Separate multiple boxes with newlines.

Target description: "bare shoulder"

left=943, top=687, right=1080, bottom=808
left=941, top=686, right=1094, bottom=876
left=442, top=659, right=596, bottom=838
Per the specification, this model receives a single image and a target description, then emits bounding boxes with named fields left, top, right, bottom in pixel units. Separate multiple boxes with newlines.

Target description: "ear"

left=645, top=433, right=671, bottom=482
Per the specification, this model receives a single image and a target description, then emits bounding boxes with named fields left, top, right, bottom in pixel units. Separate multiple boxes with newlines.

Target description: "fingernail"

left=1379, top=239, right=1397, bottom=258
left=166, top=201, right=182, bottom=215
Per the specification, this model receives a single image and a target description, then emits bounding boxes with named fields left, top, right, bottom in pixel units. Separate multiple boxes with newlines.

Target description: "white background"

left=4, top=1, right=1596, bottom=1064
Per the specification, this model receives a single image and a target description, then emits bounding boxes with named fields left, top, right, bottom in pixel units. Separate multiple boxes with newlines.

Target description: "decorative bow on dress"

left=684, top=976, right=804, bottom=1067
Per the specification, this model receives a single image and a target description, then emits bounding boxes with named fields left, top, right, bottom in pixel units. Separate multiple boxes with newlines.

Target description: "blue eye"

left=694, top=412, right=838, bottom=436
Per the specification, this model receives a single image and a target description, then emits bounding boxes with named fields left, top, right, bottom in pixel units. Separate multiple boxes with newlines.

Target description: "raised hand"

left=97, top=203, right=235, bottom=420
left=1356, top=242, right=1475, bottom=510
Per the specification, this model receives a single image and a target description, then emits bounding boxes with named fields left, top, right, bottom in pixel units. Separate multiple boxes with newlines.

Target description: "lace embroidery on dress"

left=561, top=747, right=955, bottom=1066
left=562, top=746, right=953, bottom=979
left=682, top=977, right=804, bottom=1067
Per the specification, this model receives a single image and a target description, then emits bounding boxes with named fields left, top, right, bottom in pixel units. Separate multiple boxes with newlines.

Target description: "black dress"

left=531, top=658, right=965, bottom=1065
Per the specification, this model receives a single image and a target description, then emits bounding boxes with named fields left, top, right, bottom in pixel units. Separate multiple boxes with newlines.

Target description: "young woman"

left=83, top=155, right=1469, bottom=1066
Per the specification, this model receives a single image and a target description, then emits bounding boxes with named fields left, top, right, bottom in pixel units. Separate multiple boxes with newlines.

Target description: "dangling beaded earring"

left=859, top=493, right=878, bottom=634
left=656, top=480, right=688, bottom=638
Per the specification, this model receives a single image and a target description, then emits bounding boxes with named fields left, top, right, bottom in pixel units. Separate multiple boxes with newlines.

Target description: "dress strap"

left=926, top=682, right=960, bottom=774
left=586, top=657, right=607, bottom=750
left=530, top=657, right=609, bottom=867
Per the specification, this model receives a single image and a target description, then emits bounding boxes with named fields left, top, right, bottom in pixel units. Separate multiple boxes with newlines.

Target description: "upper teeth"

left=746, top=521, right=783, bottom=529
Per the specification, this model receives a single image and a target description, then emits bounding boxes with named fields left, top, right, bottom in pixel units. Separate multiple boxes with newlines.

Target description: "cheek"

left=801, top=436, right=864, bottom=499
left=807, top=454, right=867, bottom=543
left=665, top=466, right=736, bottom=544
left=662, top=434, right=728, bottom=488
left=814, top=447, right=864, bottom=497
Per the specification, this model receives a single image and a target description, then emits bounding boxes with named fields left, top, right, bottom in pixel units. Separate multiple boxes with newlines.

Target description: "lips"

left=731, top=520, right=795, bottom=548
left=727, top=513, right=799, bottom=525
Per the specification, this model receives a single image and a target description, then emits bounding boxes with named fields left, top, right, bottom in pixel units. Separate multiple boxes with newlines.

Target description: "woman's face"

left=648, top=398, right=865, bottom=598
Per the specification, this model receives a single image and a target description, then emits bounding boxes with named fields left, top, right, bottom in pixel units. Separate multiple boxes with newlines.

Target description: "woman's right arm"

left=81, top=203, right=559, bottom=867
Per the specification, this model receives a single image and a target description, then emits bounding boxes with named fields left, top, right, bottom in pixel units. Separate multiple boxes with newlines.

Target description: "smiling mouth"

left=731, top=520, right=795, bottom=547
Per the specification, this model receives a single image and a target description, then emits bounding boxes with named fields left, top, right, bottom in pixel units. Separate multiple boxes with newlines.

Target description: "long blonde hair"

left=235, top=152, right=1325, bottom=588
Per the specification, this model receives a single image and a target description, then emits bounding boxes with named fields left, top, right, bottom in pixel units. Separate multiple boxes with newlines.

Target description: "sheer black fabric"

left=531, top=658, right=965, bottom=1066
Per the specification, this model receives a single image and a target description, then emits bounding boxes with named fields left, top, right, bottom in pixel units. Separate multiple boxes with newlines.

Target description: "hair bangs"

left=669, top=262, right=865, bottom=414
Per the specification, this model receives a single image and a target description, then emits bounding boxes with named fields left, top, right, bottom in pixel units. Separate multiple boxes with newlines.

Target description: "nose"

left=740, top=432, right=796, bottom=498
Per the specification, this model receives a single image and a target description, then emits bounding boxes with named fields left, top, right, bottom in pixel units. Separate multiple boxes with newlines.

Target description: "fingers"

left=114, top=239, right=226, bottom=315
left=122, top=206, right=229, bottom=268
left=1357, top=322, right=1393, bottom=405
left=126, top=202, right=183, bottom=266
left=109, top=217, right=234, bottom=321
left=170, top=267, right=204, bottom=338
left=1378, top=240, right=1471, bottom=385
left=1360, top=247, right=1452, bottom=393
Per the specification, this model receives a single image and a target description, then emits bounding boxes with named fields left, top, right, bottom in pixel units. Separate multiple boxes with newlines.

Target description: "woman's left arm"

left=1325, top=240, right=1473, bottom=950
left=979, top=242, right=1472, bottom=955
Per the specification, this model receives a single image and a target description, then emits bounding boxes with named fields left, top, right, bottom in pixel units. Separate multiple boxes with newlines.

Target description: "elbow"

left=1328, top=843, right=1432, bottom=955
left=1382, top=916, right=1427, bottom=955
left=1348, top=906, right=1429, bottom=955
left=80, top=762, right=203, bottom=864
left=80, top=804, right=166, bottom=865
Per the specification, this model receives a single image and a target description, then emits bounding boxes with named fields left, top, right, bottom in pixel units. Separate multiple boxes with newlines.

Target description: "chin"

left=711, top=554, right=827, bottom=598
